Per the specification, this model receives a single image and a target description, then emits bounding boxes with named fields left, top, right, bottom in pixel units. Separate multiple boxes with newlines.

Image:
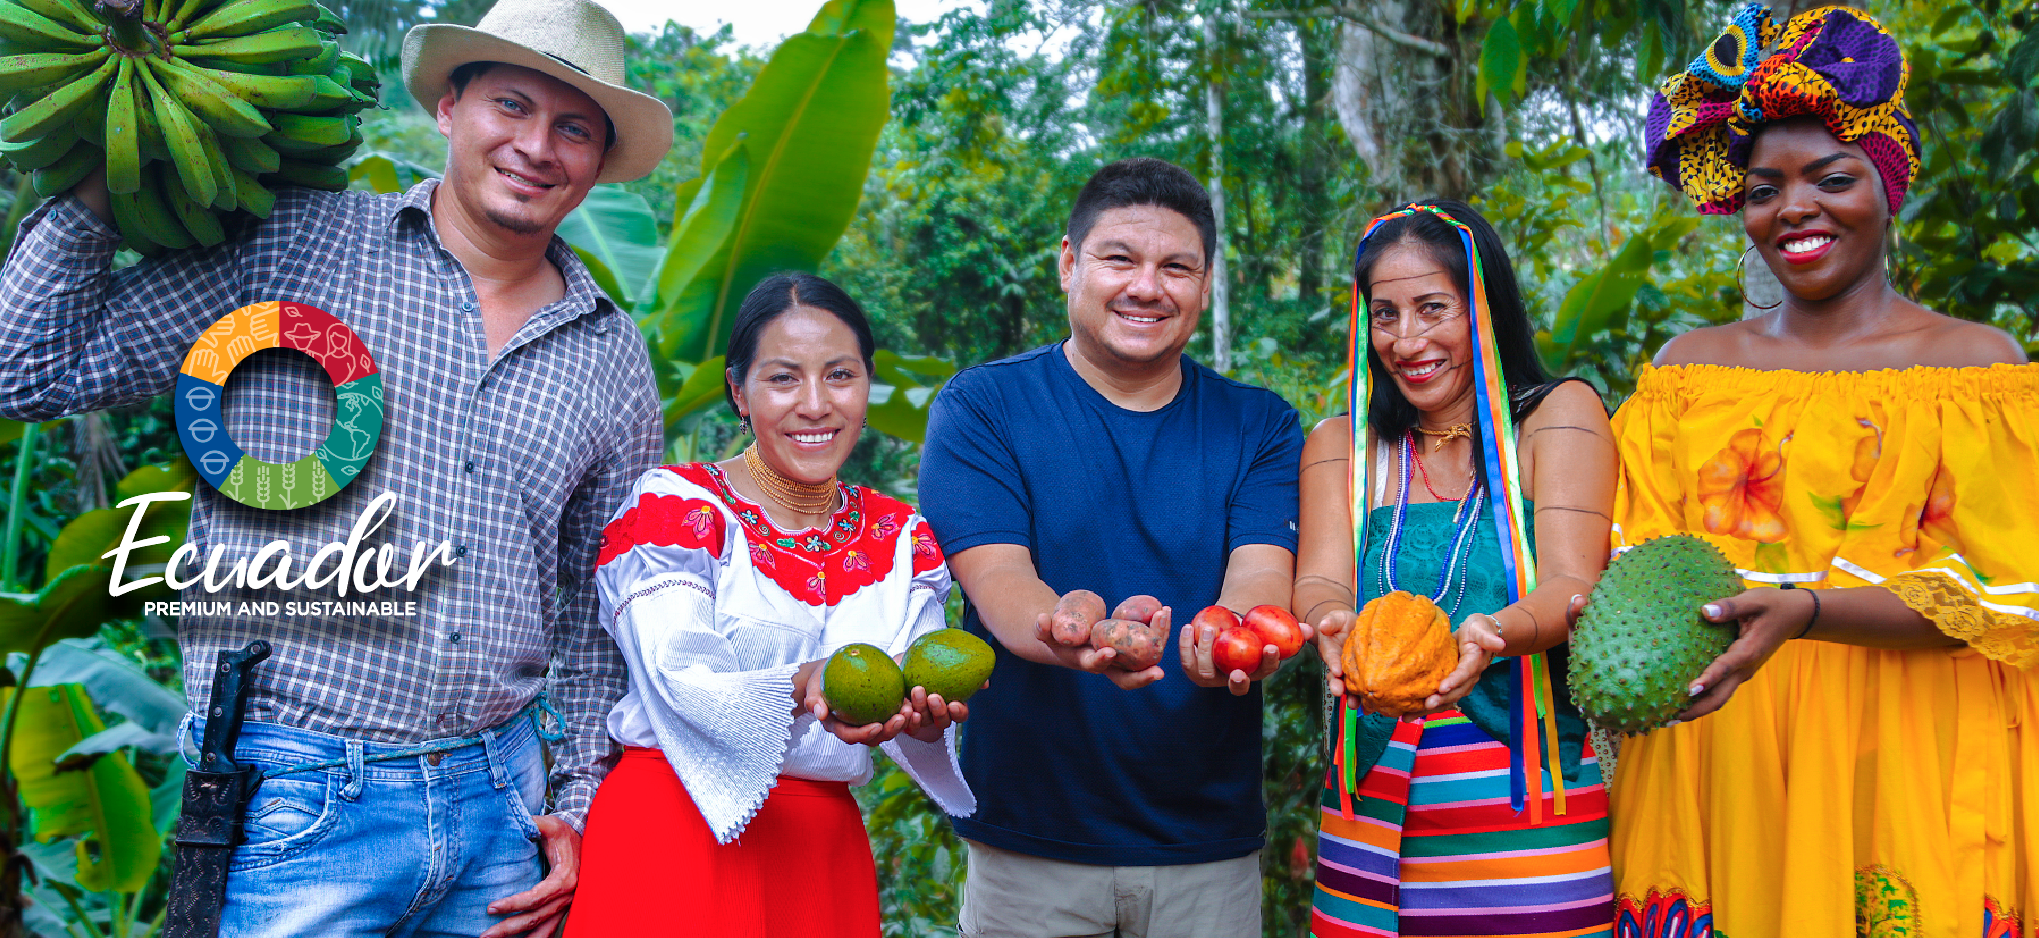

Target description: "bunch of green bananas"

left=0, top=0, right=377, bottom=254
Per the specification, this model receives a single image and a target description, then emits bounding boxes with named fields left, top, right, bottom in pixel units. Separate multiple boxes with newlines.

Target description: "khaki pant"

left=958, top=839, right=1262, bottom=938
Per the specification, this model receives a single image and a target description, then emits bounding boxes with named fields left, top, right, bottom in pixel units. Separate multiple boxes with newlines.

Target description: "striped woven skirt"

left=1310, top=711, right=1614, bottom=938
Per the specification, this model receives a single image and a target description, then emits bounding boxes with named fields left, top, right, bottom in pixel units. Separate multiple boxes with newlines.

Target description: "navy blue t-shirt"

left=918, top=341, right=1303, bottom=866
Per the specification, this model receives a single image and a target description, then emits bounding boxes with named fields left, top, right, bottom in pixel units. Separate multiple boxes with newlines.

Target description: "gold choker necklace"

left=1414, top=422, right=1472, bottom=452
left=742, top=443, right=839, bottom=517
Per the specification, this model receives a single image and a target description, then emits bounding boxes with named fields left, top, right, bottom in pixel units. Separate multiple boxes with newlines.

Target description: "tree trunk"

left=1298, top=17, right=1328, bottom=312
left=1206, top=14, right=1232, bottom=372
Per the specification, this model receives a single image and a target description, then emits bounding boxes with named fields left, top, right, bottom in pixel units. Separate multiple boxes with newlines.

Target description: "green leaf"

left=0, top=566, right=126, bottom=657
left=865, top=383, right=937, bottom=444
left=7, top=683, right=160, bottom=893
left=573, top=247, right=627, bottom=310
left=45, top=493, right=188, bottom=589
left=0, top=420, right=22, bottom=448
left=659, top=0, right=896, bottom=362
left=650, top=143, right=750, bottom=359
left=558, top=186, right=662, bottom=308
left=31, top=640, right=186, bottom=734
left=114, top=458, right=195, bottom=502
left=344, top=152, right=437, bottom=194
left=1478, top=14, right=1524, bottom=110
left=663, top=354, right=731, bottom=428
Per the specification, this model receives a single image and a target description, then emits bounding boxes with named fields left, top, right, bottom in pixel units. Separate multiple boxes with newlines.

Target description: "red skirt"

left=564, top=747, right=880, bottom=937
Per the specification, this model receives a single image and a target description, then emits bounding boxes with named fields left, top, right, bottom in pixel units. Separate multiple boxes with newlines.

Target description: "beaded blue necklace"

left=1371, top=433, right=1484, bottom=617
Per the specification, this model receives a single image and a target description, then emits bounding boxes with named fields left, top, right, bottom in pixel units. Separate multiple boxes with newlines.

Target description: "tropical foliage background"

left=0, top=0, right=2032, bottom=934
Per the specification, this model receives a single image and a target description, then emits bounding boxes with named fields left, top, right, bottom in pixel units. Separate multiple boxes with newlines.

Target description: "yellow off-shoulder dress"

left=1606, top=363, right=2039, bottom=938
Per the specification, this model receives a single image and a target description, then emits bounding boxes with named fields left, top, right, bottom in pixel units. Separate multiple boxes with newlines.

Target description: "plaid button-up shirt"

left=0, top=180, right=661, bottom=827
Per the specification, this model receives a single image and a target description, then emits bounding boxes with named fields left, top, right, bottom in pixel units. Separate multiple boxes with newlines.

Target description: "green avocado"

left=822, top=643, right=907, bottom=726
left=902, top=629, right=995, bottom=704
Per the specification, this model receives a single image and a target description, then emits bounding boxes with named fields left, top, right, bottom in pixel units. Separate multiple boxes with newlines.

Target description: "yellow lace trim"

left=1885, top=571, right=2039, bottom=669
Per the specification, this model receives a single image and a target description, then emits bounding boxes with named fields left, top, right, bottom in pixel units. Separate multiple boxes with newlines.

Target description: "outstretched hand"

left=1034, top=608, right=1166, bottom=689
left=1676, top=587, right=1815, bottom=722
left=1313, top=609, right=1357, bottom=697
left=1180, top=608, right=1314, bottom=696
left=1395, top=613, right=1506, bottom=721
left=903, top=684, right=978, bottom=742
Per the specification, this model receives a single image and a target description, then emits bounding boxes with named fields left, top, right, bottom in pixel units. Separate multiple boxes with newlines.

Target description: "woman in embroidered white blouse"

left=564, top=273, right=975, bottom=937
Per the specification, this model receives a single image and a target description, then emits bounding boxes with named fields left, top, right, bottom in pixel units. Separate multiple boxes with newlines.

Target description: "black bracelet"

left=1794, top=589, right=1820, bottom=640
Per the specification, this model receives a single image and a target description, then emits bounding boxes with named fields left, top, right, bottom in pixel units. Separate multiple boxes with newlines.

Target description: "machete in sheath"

left=164, top=640, right=270, bottom=938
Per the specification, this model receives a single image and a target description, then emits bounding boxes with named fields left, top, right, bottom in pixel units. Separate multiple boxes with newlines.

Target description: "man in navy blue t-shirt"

left=920, top=158, right=1305, bottom=937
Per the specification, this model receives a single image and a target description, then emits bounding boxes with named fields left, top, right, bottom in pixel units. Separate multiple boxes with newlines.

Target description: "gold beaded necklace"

left=742, top=443, right=839, bottom=518
left=1413, top=422, right=1473, bottom=452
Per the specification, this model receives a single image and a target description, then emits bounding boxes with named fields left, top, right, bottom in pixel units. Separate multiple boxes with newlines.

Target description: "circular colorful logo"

left=174, top=301, right=384, bottom=510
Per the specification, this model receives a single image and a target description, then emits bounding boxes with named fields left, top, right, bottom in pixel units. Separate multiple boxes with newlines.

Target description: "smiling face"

left=436, top=63, right=609, bottom=237
left=1742, top=117, right=1891, bottom=304
left=1059, top=204, right=1209, bottom=371
left=726, top=306, right=870, bottom=486
left=1366, top=241, right=1475, bottom=420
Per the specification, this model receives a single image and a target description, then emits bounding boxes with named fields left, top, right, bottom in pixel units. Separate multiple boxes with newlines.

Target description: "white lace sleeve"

left=596, top=471, right=800, bottom=842
left=878, top=544, right=975, bottom=817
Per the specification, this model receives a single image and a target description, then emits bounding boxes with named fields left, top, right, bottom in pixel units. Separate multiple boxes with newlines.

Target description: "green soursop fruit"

left=902, top=629, right=994, bottom=704
left=821, top=643, right=906, bottom=727
left=1567, top=534, right=1744, bottom=735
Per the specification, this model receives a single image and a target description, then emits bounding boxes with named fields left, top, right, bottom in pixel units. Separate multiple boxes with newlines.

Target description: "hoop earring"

left=1739, top=246, right=1783, bottom=311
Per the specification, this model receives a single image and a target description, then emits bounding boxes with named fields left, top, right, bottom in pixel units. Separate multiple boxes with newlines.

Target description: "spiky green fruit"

left=1567, top=534, right=1744, bottom=735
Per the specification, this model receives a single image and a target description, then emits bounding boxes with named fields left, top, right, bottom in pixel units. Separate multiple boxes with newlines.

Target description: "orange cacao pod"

left=1343, top=591, right=1458, bottom=716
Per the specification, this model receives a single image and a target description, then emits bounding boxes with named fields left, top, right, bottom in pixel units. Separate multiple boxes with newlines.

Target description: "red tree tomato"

left=1243, top=605, right=1305, bottom=659
left=1212, top=627, right=1264, bottom=676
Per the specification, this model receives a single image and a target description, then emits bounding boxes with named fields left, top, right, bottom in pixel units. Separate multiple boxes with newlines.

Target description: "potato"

left=1090, top=617, right=1167, bottom=671
left=1050, top=589, right=1107, bottom=646
left=1110, top=594, right=1164, bottom=624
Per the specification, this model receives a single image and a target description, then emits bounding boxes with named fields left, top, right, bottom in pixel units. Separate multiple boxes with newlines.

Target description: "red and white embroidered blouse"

left=593, top=462, right=972, bottom=843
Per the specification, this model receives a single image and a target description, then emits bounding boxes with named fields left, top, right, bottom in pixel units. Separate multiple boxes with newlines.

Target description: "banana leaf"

left=30, top=639, right=186, bottom=736
left=652, top=0, right=896, bottom=362
left=7, top=683, right=160, bottom=893
left=648, top=142, right=748, bottom=359
left=0, top=564, right=128, bottom=656
left=663, top=355, right=731, bottom=429
left=557, top=185, right=661, bottom=308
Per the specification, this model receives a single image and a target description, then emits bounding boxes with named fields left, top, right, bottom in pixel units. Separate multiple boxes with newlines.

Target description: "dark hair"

left=1353, top=199, right=1554, bottom=481
left=724, top=272, right=879, bottom=413
left=1066, top=158, right=1216, bottom=263
left=447, top=60, right=616, bottom=152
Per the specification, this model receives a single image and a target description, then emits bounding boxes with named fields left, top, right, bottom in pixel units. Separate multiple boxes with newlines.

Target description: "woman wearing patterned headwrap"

left=1605, top=5, right=2037, bottom=937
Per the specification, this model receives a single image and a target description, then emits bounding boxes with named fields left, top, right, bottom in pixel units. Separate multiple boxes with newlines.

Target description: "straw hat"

left=402, top=0, right=674, bottom=183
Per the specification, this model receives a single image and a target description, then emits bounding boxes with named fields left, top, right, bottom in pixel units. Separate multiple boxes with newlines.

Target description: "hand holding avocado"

left=803, top=631, right=996, bottom=746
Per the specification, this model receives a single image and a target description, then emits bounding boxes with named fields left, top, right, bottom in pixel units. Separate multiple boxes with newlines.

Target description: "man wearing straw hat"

left=0, top=0, right=672, bottom=934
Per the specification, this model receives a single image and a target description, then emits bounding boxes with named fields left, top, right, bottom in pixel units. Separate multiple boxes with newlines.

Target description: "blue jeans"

left=180, top=714, right=545, bottom=937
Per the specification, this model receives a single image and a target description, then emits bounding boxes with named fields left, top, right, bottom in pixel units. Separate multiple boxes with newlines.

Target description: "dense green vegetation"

left=0, top=0, right=2032, bottom=934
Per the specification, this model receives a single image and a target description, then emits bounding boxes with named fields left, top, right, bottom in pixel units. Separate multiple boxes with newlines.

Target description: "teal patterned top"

left=1345, top=501, right=1587, bottom=782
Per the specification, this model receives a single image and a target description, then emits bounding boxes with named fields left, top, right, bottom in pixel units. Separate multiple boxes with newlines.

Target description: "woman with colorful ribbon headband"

left=1604, top=6, right=2039, bottom=937
left=1297, top=199, right=1619, bottom=937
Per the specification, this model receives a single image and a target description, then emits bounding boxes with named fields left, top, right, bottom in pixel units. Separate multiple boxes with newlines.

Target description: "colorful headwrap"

left=1338, top=204, right=1566, bottom=823
left=1645, top=4, right=1921, bottom=216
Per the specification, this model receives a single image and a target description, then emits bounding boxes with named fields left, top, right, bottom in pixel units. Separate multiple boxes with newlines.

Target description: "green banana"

left=311, top=3, right=343, bottom=34
left=180, top=26, right=324, bottom=65
left=192, top=118, right=237, bottom=210
left=169, top=60, right=316, bottom=109
left=284, top=38, right=337, bottom=75
left=0, top=120, right=77, bottom=170
left=218, top=131, right=278, bottom=174
left=111, top=183, right=194, bottom=250
left=0, top=2, right=99, bottom=50
left=183, top=0, right=318, bottom=41
left=104, top=57, right=141, bottom=195
left=293, top=136, right=356, bottom=164
left=268, top=157, right=344, bottom=190
left=13, top=0, right=99, bottom=38
left=266, top=111, right=350, bottom=147
left=158, top=163, right=226, bottom=246
left=300, top=73, right=357, bottom=112
left=222, top=163, right=274, bottom=217
left=136, top=59, right=218, bottom=208
left=0, top=52, right=113, bottom=140
left=0, top=47, right=109, bottom=98
left=29, top=139, right=95, bottom=198
left=67, top=73, right=108, bottom=146
left=146, top=56, right=272, bottom=138
left=134, top=84, right=167, bottom=161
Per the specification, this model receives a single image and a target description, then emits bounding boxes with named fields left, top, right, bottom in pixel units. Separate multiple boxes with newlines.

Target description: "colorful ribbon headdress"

left=1333, top=203, right=1565, bottom=822
left=1645, top=3, right=1920, bottom=215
